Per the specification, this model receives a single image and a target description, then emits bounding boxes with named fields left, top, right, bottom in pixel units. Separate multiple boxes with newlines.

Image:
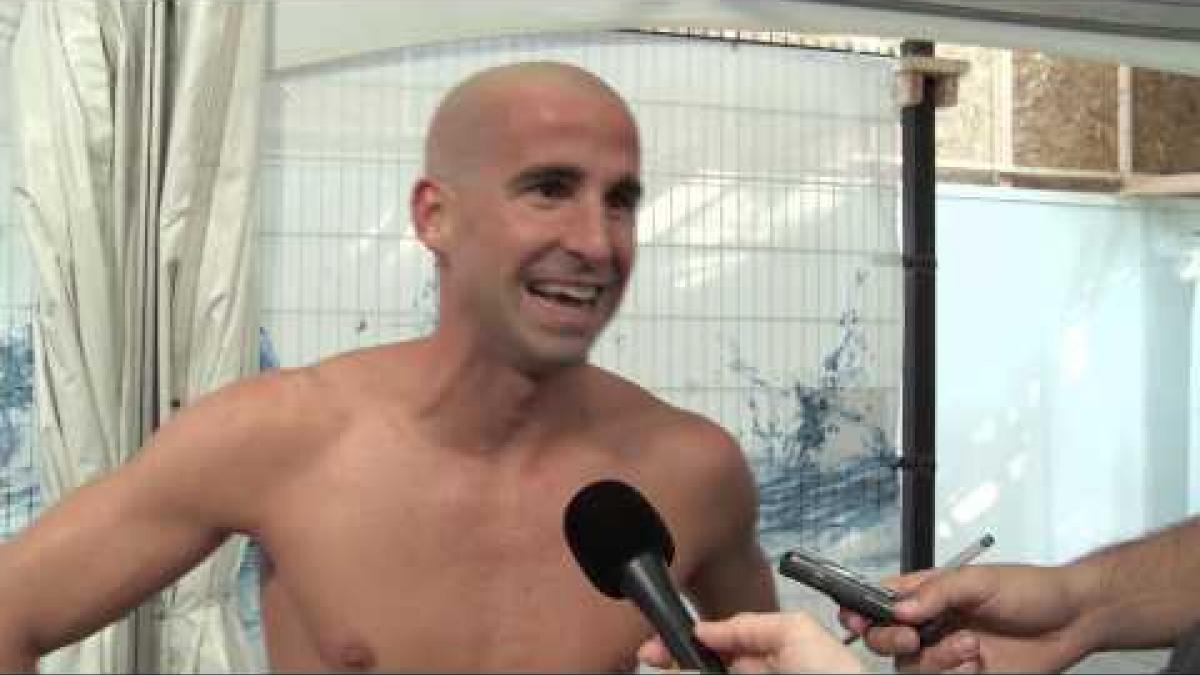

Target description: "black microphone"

left=563, top=479, right=727, bottom=674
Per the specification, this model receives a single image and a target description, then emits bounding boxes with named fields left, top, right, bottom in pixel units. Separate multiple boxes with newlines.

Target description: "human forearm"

left=0, top=545, right=43, bottom=673
left=1065, top=516, right=1200, bottom=652
left=0, top=650, right=37, bottom=672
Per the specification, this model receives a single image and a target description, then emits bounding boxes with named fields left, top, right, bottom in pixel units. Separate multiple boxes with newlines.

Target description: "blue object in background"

left=0, top=323, right=39, bottom=540
left=730, top=294, right=899, bottom=568
left=0, top=323, right=33, bottom=465
left=235, top=328, right=279, bottom=649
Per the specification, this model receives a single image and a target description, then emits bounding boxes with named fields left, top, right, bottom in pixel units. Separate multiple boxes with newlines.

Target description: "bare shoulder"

left=142, top=362, right=346, bottom=490
left=168, top=340, right=421, bottom=459
left=580, top=368, right=774, bottom=612
left=583, top=367, right=762, bottom=564
left=583, top=366, right=750, bottom=489
left=162, top=362, right=338, bottom=448
left=303, top=340, right=426, bottom=404
left=111, top=359, right=364, bottom=537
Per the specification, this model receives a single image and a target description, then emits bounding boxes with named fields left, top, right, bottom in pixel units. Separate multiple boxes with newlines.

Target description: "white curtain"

left=154, top=1, right=265, bottom=671
left=12, top=1, right=149, bottom=672
left=13, top=0, right=265, bottom=671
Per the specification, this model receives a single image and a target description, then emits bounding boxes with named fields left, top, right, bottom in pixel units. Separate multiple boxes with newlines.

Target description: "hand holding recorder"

left=849, top=517, right=1200, bottom=673
left=840, top=563, right=1094, bottom=673
left=646, top=515, right=1200, bottom=674
left=640, top=535, right=1095, bottom=674
left=781, top=535, right=993, bottom=647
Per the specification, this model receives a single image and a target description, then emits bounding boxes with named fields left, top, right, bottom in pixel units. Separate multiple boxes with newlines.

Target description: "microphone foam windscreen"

left=563, top=479, right=675, bottom=598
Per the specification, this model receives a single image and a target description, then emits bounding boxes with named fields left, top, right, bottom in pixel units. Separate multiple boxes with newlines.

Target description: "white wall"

left=936, top=184, right=1199, bottom=566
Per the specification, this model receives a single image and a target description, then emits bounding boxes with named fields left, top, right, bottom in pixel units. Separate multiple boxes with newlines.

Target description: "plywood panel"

left=1133, top=69, right=1200, bottom=173
left=1013, top=51, right=1118, bottom=172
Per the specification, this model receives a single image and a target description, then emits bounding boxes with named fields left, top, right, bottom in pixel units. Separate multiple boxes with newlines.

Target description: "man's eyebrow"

left=507, top=164, right=583, bottom=192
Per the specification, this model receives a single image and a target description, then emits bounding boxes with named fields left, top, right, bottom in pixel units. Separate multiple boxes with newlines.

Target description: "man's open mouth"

left=525, top=281, right=603, bottom=309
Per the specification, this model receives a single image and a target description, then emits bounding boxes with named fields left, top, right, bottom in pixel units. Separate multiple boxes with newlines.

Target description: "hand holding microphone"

left=639, top=611, right=865, bottom=674
left=564, top=479, right=727, bottom=674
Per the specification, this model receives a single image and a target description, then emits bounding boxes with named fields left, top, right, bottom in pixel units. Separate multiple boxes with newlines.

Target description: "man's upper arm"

left=0, top=370, right=309, bottom=657
left=688, top=525, right=778, bottom=619
left=679, top=420, right=778, bottom=618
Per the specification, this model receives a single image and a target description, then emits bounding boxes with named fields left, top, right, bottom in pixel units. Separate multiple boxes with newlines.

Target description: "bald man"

left=0, top=62, right=777, bottom=672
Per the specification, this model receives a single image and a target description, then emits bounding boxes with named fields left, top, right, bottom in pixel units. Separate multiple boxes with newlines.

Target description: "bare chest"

left=257, top=452, right=688, bottom=671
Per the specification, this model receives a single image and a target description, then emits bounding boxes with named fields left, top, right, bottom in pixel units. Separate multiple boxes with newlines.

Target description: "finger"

left=693, top=613, right=786, bottom=657
left=909, top=630, right=981, bottom=673
left=637, top=636, right=675, bottom=668
left=895, top=654, right=920, bottom=673
left=837, top=608, right=871, bottom=635
left=881, top=568, right=941, bottom=596
left=891, top=567, right=992, bottom=625
left=725, top=657, right=775, bottom=675
left=946, top=659, right=982, bottom=675
left=862, top=624, right=922, bottom=656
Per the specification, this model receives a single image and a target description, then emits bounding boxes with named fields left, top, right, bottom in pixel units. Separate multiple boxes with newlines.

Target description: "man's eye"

left=532, top=179, right=571, bottom=200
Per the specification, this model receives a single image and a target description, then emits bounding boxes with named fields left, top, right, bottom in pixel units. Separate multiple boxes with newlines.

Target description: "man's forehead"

left=503, top=127, right=641, bottom=182
left=493, top=78, right=636, bottom=131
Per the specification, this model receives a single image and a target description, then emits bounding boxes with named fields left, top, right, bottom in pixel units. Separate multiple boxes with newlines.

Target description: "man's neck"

left=407, top=331, right=580, bottom=454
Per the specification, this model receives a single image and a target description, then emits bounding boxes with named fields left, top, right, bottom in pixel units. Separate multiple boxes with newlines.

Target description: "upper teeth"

left=531, top=282, right=600, bottom=302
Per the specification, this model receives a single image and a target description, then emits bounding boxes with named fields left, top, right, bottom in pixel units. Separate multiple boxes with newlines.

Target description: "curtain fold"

left=154, top=1, right=265, bottom=672
left=13, top=0, right=265, bottom=671
left=12, top=1, right=147, bottom=672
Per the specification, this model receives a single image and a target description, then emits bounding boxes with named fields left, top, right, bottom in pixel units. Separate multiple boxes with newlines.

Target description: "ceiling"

left=822, top=0, right=1200, bottom=42
left=271, top=1, right=1200, bottom=75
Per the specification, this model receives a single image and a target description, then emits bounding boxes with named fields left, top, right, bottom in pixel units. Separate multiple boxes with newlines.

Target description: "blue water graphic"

left=729, top=269, right=900, bottom=566
left=0, top=324, right=33, bottom=463
left=0, top=323, right=39, bottom=539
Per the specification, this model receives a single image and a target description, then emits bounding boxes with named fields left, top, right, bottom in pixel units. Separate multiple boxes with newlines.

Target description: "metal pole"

left=900, top=40, right=937, bottom=573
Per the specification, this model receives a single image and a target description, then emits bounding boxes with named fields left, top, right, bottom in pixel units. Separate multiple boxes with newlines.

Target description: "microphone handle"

left=621, top=553, right=727, bottom=674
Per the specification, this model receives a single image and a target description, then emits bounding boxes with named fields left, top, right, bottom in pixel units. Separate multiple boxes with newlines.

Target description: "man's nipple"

left=323, top=638, right=376, bottom=671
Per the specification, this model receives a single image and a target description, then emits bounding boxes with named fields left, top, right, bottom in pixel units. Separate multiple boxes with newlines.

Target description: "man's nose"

left=562, top=198, right=615, bottom=264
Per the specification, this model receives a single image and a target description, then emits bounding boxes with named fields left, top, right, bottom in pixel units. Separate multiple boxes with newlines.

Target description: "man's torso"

left=250, top=352, right=720, bottom=671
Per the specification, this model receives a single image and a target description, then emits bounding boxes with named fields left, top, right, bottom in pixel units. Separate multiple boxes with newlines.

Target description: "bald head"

left=424, top=62, right=637, bottom=184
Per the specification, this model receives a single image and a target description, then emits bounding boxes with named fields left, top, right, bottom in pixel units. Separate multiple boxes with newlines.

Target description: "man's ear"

left=412, top=177, right=452, bottom=255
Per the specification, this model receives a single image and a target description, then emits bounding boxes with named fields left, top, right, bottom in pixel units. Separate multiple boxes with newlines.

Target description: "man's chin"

left=519, top=339, right=593, bottom=377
